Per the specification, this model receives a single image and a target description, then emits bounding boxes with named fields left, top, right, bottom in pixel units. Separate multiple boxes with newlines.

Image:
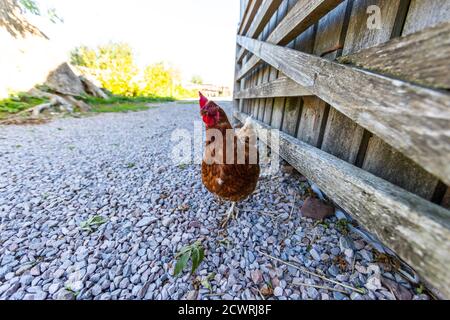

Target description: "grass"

left=0, top=93, right=49, bottom=120
left=79, top=94, right=174, bottom=105
left=0, top=92, right=174, bottom=120
left=90, top=103, right=152, bottom=113
left=82, top=94, right=174, bottom=114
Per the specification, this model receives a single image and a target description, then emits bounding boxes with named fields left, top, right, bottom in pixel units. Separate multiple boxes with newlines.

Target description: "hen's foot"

left=220, top=202, right=238, bottom=228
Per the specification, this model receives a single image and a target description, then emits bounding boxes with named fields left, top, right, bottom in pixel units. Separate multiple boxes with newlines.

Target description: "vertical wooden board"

left=313, top=0, right=351, bottom=58
left=442, top=188, right=450, bottom=210
left=262, top=2, right=281, bottom=125
left=270, top=97, right=285, bottom=129
left=281, top=97, right=302, bottom=136
left=280, top=11, right=316, bottom=138
left=268, top=0, right=290, bottom=130
left=354, top=0, right=441, bottom=200
left=263, top=98, right=274, bottom=124
left=322, top=108, right=365, bottom=164
left=403, top=0, right=450, bottom=35
left=362, top=137, right=439, bottom=199
left=297, top=1, right=349, bottom=151
left=296, top=96, right=328, bottom=147
left=342, top=0, right=402, bottom=55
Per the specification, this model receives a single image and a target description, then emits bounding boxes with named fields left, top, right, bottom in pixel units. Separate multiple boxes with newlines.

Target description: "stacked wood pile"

left=233, top=0, right=450, bottom=298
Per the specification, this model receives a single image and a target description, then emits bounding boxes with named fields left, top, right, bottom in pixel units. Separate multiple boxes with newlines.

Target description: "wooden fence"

left=233, top=0, right=450, bottom=298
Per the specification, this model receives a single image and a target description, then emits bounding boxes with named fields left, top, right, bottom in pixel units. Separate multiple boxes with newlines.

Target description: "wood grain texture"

left=297, top=96, right=328, bottom=147
left=281, top=96, right=302, bottom=136
left=237, top=0, right=284, bottom=63
left=311, top=0, right=361, bottom=162
left=237, top=0, right=344, bottom=80
left=235, top=111, right=450, bottom=299
left=235, top=76, right=311, bottom=99
left=238, top=0, right=263, bottom=36
left=442, top=188, right=450, bottom=210
left=334, top=0, right=440, bottom=201
left=339, top=22, right=450, bottom=89
left=403, top=0, right=450, bottom=35
left=321, top=108, right=365, bottom=164
left=363, top=136, right=439, bottom=199
left=342, top=0, right=402, bottom=55
left=237, top=35, right=450, bottom=186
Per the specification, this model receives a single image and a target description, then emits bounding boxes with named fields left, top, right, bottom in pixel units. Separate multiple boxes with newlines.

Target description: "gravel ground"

left=0, top=101, right=429, bottom=300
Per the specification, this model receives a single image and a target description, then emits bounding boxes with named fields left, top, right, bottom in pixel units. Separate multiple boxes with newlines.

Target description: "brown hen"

left=199, top=92, right=260, bottom=227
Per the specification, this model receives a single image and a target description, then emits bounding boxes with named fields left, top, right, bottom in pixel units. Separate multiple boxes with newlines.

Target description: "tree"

left=70, top=43, right=139, bottom=97
left=0, top=0, right=62, bottom=38
left=18, top=0, right=63, bottom=23
left=141, top=63, right=177, bottom=97
left=191, top=75, right=204, bottom=85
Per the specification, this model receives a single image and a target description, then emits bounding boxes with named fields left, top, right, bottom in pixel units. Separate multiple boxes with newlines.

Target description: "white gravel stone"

left=0, top=101, right=428, bottom=301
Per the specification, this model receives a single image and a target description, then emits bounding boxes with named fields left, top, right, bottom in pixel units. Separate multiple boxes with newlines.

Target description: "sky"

left=28, top=0, right=241, bottom=87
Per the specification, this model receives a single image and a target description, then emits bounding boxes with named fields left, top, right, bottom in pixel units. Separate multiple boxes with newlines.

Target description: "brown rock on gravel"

left=301, top=197, right=335, bottom=220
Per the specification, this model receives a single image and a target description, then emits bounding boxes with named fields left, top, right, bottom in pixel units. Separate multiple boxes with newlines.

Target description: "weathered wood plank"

left=235, top=111, right=450, bottom=299
left=322, top=108, right=365, bottom=164
left=342, top=0, right=403, bottom=55
left=270, top=97, right=285, bottom=130
left=236, top=35, right=450, bottom=186
left=339, top=22, right=450, bottom=89
left=238, top=0, right=263, bottom=36
left=297, top=96, right=328, bottom=147
left=442, top=188, right=450, bottom=210
left=281, top=96, right=302, bottom=136
left=237, top=0, right=284, bottom=63
left=310, top=0, right=359, bottom=162
left=362, top=136, right=440, bottom=199
left=403, top=0, right=450, bottom=36
left=235, top=76, right=311, bottom=99
left=334, top=0, right=440, bottom=200
left=236, top=0, right=344, bottom=80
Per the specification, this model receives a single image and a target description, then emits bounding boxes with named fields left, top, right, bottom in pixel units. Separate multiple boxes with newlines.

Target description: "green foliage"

left=191, top=75, right=204, bottom=85
left=0, top=93, right=48, bottom=119
left=19, top=0, right=40, bottom=15
left=71, top=43, right=139, bottom=97
left=201, top=273, right=216, bottom=292
left=336, top=219, right=349, bottom=235
left=174, top=241, right=205, bottom=276
left=18, top=0, right=63, bottom=23
left=80, top=216, right=107, bottom=233
left=70, top=43, right=198, bottom=99
left=90, top=104, right=150, bottom=114
left=80, top=95, right=173, bottom=105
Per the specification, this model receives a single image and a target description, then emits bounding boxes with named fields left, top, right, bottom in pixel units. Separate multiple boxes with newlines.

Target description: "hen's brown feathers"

left=201, top=105, right=260, bottom=202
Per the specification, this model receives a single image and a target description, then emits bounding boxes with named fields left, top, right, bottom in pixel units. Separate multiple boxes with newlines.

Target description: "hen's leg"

left=220, top=202, right=238, bottom=228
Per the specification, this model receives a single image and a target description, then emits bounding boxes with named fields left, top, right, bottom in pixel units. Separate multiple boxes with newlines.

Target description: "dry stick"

left=257, top=249, right=365, bottom=294
left=292, top=281, right=349, bottom=295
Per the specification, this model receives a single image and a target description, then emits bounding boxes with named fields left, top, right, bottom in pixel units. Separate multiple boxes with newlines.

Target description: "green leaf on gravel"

left=80, top=215, right=108, bottom=233
left=173, top=241, right=206, bottom=276
left=174, top=252, right=191, bottom=276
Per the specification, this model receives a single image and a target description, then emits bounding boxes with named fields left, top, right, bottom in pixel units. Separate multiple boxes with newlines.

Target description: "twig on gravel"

left=292, top=281, right=349, bottom=295
left=257, top=249, right=365, bottom=294
left=204, top=293, right=225, bottom=298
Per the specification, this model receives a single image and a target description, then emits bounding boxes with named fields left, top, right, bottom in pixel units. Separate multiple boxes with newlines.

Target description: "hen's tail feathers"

left=236, top=116, right=257, bottom=147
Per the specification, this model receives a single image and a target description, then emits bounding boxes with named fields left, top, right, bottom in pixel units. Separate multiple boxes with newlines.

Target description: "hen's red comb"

left=199, top=92, right=208, bottom=108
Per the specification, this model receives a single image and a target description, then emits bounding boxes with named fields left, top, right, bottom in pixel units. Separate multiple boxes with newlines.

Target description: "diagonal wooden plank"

left=237, top=35, right=450, bottom=186
left=237, top=0, right=284, bottom=63
left=234, top=76, right=311, bottom=99
left=237, top=0, right=344, bottom=80
left=338, top=22, right=450, bottom=89
left=234, top=110, right=450, bottom=299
